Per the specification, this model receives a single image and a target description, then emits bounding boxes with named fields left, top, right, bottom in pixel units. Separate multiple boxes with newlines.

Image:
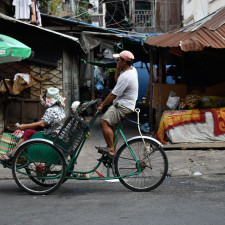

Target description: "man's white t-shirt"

left=13, top=0, right=32, bottom=20
left=112, top=67, right=138, bottom=111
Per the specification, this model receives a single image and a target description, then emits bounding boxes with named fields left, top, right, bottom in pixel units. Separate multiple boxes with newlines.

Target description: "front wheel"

left=12, top=140, right=66, bottom=195
left=114, top=137, right=168, bottom=192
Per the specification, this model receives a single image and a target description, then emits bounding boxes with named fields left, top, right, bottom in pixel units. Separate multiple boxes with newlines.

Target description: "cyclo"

left=2, top=100, right=168, bottom=195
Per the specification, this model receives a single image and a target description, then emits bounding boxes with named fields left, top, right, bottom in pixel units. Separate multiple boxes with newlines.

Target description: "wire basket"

left=54, top=114, right=89, bottom=155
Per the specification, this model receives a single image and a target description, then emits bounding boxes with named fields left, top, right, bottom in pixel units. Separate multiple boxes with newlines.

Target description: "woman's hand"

left=18, top=124, right=27, bottom=130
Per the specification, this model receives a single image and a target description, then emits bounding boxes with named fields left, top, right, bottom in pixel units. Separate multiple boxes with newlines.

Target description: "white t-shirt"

left=112, top=67, right=138, bottom=111
left=13, top=0, right=32, bottom=20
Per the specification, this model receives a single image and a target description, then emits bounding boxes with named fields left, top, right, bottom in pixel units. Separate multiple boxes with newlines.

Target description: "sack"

left=166, top=91, right=180, bottom=110
left=0, top=133, right=20, bottom=155
left=0, top=80, right=7, bottom=95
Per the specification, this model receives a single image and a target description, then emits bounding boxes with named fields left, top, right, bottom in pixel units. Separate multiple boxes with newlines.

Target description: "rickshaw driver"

left=96, top=50, right=139, bottom=159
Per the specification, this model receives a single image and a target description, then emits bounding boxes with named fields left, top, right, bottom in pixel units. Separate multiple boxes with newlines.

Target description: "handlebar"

left=79, top=100, right=100, bottom=112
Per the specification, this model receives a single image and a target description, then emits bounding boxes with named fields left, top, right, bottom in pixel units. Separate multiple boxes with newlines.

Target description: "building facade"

left=182, top=0, right=225, bottom=26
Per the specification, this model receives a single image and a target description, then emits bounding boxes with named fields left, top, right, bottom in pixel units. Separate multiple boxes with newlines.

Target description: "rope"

left=135, top=108, right=151, bottom=166
left=135, top=108, right=147, bottom=149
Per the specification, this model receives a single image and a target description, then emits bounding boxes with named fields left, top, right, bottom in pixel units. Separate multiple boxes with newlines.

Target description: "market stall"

left=145, top=6, right=225, bottom=147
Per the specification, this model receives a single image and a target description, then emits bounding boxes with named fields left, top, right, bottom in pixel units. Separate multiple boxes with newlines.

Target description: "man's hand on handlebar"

left=97, top=104, right=103, bottom=112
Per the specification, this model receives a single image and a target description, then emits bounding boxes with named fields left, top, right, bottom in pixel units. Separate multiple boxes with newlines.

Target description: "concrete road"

left=0, top=175, right=224, bottom=225
left=0, top=116, right=225, bottom=225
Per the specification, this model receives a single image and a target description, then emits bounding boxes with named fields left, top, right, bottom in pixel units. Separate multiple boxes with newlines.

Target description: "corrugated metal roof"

left=0, top=13, right=85, bottom=53
left=146, top=6, right=225, bottom=52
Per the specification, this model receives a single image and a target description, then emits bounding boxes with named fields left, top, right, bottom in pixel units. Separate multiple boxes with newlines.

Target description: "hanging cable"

left=106, top=1, right=119, bottom=24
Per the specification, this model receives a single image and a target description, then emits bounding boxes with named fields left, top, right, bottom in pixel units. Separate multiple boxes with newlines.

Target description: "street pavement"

left=0, top=117, right=225, bottom=179
left=0, top=176, right=225, bottom=225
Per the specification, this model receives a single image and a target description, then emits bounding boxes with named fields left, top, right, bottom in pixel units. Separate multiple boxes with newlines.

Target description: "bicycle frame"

left=64, top=112, right=142, bottom=180
left=0, top=111, right=143, bottom=180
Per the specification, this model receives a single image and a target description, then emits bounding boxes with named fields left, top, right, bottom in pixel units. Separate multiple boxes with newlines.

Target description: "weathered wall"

left=183, top=0, right=225, bottom=26
left=29, top=59, right=64, bottom=99
left=63, top=49, right=80, bottom=116
left=0, top=59, right=64, bottom=134
left=0, top=60, right=63, bottom=99
left=131, top=0, right=182, bottom=33
left=155, top=0, right=182, bottom=33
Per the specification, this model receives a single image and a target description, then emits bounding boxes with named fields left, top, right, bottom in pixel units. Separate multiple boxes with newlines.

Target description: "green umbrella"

left=0, top=34, right=31, bottom=64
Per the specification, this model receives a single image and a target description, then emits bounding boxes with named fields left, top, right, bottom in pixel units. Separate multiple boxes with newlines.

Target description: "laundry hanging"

left=12, top=0, right=32, bottom=20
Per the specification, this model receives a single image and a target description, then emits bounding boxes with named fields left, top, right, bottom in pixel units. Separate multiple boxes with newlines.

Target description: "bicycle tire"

left=12, top=140, right=66, bottom=195
left=114, top=137, right=168, bottom=192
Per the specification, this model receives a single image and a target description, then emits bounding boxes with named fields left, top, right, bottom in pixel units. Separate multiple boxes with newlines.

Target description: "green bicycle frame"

left=65, top=112, right=142, bottom=180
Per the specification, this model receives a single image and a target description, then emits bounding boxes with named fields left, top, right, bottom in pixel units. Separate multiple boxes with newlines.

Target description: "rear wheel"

left=12, top=140, right=66, bottom=195
left=114, top=138, right=168, bottom=192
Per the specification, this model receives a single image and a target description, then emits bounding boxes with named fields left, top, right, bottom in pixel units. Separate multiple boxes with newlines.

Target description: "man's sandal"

left=95, top=146, right=114, bottom=159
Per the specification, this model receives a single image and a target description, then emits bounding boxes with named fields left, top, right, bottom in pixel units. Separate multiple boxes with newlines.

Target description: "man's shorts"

left=101, top=102, right=133, bottom=126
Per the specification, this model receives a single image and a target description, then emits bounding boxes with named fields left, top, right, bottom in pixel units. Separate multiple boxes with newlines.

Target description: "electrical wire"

left=106, top=1, right=119, bottom=23
left=106, top=18, right=127, bottom=27
left=70, top=0, right=182, bottom=33
left=104, top=5, right=130, bottom=31
left=100, top=0, right=183, bottom=3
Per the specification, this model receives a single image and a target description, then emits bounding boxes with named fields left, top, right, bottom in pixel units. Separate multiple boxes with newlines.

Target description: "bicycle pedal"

left=97, top=157, right=103, bottom=162
left=97, top=150, right=103, bottom=154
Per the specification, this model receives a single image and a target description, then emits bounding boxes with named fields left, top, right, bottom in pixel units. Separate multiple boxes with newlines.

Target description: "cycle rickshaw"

left=0, top=100, right=168, bottom=195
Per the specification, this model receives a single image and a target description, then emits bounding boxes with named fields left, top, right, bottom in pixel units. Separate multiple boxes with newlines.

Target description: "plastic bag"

left=166, top=91, right=180, bottom=110
left=13, top=130, right=24, bottom=138
left=95, top=78, right=104, bottom=91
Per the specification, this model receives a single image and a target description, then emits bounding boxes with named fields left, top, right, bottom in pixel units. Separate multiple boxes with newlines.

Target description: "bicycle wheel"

left=114, top=137, right=168, bottom=192
left=12, top=140, right=66, bottom=195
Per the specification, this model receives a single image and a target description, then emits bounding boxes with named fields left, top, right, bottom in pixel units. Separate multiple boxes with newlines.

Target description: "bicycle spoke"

left=12, top=140, right=66, bottom=195
left=115, top=138, right=168, bottom=191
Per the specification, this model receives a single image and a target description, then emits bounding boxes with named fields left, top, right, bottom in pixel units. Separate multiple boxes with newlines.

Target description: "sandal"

left=0, top=152, right=13, bottom=163
left=95, top=146, right=114, bottom=159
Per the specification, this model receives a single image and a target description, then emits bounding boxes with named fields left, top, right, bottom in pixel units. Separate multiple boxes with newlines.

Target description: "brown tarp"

left=0, top=74, right=47, bottom=95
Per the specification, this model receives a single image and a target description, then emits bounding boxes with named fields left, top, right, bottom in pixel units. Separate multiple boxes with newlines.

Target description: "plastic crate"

left=54, top=114, right=89, bottom=155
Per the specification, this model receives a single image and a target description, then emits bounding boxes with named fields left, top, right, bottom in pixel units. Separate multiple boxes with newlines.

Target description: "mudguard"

left=13, top=138, right=68, bottom=164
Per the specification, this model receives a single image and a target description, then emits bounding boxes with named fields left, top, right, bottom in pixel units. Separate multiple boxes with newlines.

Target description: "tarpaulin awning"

left=114, top=34, right=161, bottom=62
left=81, top=59, right=117, bottom=68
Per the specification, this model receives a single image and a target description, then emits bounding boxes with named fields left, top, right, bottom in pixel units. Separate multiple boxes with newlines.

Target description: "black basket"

left=54, top=114, right=89, bottom=155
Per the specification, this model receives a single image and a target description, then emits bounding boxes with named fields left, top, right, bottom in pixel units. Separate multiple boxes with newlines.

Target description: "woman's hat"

left=46, top=87, right=59, bottom=98
left=40, top=87, right=66, bottom=108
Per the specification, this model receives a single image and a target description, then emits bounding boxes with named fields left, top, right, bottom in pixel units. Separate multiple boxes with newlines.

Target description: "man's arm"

left=97, top=93, right=117, bottom=111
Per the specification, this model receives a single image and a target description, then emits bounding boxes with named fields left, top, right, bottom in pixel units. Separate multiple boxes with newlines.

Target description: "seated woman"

left=0, top=87, right=66, bottom=163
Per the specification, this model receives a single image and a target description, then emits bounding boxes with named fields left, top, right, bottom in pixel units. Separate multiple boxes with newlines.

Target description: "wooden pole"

left=149, top=49, right=154, bottom=134
left=156, top=49, right=163, bottom=130
left=102, top=3, right=106, bottom=28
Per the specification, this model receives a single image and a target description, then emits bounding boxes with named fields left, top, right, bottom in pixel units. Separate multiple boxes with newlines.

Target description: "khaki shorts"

left=101, top=103, right=133, bottom=126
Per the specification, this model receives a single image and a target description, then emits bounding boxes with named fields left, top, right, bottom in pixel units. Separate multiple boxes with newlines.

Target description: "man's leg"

left=100, top=119, right=115, bottom=155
